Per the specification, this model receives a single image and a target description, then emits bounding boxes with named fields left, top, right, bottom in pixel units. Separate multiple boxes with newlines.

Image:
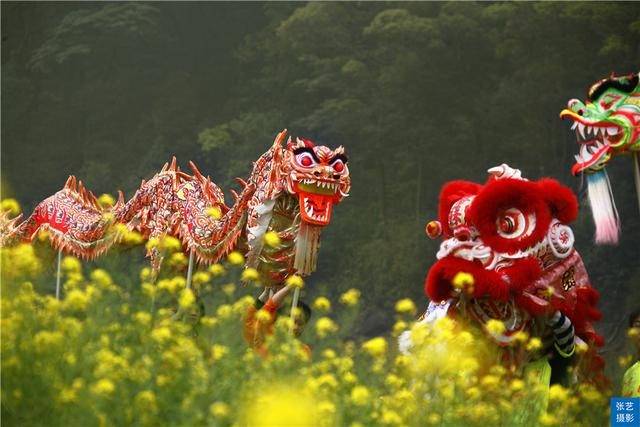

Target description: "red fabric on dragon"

left=0, top=130, right=351, bottom=284
left=423, top=164, right=605, bottom=386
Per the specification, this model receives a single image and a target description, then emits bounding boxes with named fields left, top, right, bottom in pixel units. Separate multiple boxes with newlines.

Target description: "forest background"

left=2, top=2, right=639, bottom=373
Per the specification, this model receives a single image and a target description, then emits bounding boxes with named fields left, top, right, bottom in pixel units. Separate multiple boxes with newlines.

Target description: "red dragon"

left=0, top=130, right=351, bottom=284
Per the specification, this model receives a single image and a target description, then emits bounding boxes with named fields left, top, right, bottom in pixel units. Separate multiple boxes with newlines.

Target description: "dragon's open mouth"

left=560, top=110, right=624, bottom=175
left=296, top=180, right=339, bottom=226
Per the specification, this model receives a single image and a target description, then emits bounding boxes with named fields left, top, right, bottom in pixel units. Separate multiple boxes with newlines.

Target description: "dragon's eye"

left=296, top=152, right=316, bottom=168
left=332, top=160, right=345, bottom=173
left=497, top=208, right=526, bottom=238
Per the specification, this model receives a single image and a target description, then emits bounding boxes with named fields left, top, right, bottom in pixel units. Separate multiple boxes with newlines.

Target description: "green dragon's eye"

left=568, top=99, right=585, bottom=115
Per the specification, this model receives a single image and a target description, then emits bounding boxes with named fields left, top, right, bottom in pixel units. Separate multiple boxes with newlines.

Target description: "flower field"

left=0, top=211, right=612, bottom=426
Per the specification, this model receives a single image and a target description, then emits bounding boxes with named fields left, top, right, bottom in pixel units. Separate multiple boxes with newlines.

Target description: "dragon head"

left=560, top=72, right=640, bottom=175
left=282, top=137, right=351, bottom=226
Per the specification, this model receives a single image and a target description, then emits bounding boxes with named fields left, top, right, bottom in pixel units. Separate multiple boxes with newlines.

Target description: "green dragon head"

left=560, top=72, right=640, bottom=175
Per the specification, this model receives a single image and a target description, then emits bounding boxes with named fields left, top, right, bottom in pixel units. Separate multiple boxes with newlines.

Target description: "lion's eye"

left=496, top=208, right=526, bottom=238
left=332, top=160, right=345, bottom=173
left=499, top=217, right=515, bottom=234
left=296, top=152, right=316, bottom=168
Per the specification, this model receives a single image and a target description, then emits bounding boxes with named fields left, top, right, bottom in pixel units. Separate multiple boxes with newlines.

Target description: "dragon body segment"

left=1, top=130, right=351, bottom=283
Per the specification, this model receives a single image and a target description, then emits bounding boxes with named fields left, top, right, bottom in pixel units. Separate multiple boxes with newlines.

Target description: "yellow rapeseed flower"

left=206, top=206, right=222, bottom=219
left=343, top=372, right=357, bottom=384
left=243, top=385, right=317, bottom=427
left=141, top=282, right=156, bottom=298
left=209, top=401, right=230, bottom=419
left=222, top=283, right=235, bottom=296
left=539, top=413, right=558, bottom=426
left=145, top=237, right=160, bottom=251
left=526, top=337, right=543, bottom=352
left=64, top=289, right=89, bottom=311
left=393, top=321, right=410, bottom=339
left=216, top=304, right=233, bottom=319
left=480, top=374, right=500, bottom=389
left=241, top=268, right=260, bottom=282
left=380, top=410, right=402, bottom=425
left=427, top=414, right=441, bottom=425
left=466, top=386, right=481, bottom=399
left=394, top=298, right=416, bottom=315
left=315, top=317, right=338, bottom=338
left=285, top=274, right=304, bottom=289
left=200, top=316, right=218, bottom=328
left=619, top=355, right=634, bottom=368
left=61, top=256, right=82, bottom=273
left=58, top=387, right=77, bottom=404
left=322, top=349, right=337, bottom=359
left=549, top=384, right=569, bottom=402
left=168, top=252, right=188, bottom=267
left=121, top=229, right=144, bottom=245
left=139, top=267, right=151, bottom=282
left=208, top=263, right=225, bottom=276
left=211, top=344, right=229, bottom=361
left=362, top=337, right=387, bottom=358
left=318, top=401, right=336, bottom=416
left=317, top=373, right=338, bottom=389
left=514, top=330, right=529, bottom=343
left=485, top=319, right=506, bottom=336
left=340, top=288, right=361, bottom=306
left=452, top=271, right=474, bottom=291
left=151, top=327, right=172, bottom=343
left=159, top=236, right=182, bottom=253
left=134, top=390, right=157, bottom=412
left=312, top=296, right=331, bottom=312
left=34, top=330, right=64, bottom=351
left=90, top=269, right=113, bottom=288
left=227, top=251, right=244, bottom=265
left=97, top=193, right=115, bottom=208
left=91, top=379, right=115, bottom=396
left=1, top=198, right=21, bottom=216
left=134, top=311, right=152, bottom=326
left=511, top=379, right=525, bottom=392
left=350, top=385, right=370, bottom=406
left=263, top=231, right=281, bottom=247
left=193, top=271, right=211, bottom=285
left=178, top=289, right=195, bottom=309
left=255, top=309, right=273, bottom=324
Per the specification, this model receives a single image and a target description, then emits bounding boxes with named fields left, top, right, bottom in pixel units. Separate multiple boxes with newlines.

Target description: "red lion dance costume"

left=423, top=164, right=605, bottom=386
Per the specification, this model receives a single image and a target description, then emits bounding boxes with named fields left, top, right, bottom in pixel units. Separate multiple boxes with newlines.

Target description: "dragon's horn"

left=230, top=189, right=240, bottom=202
left=273, top=129, right=287, bottom=148
left=77, top=180, right=85, bottom=197
left=188, top=161, right=205, bottom=181
left=64, top=175, right=74, bottom=190
left=235, top=177, right=248, bottom=188
left=176, top=171, right=191, bottom=181
left=169, top=156, right=177, bottom=171
left=89, top=191, right=100, bottom=210
left=65, top=176, right=77, bottom=191
left=161, top=161, right=169, bottom=172
left=117, top=190, right=125, bottom=206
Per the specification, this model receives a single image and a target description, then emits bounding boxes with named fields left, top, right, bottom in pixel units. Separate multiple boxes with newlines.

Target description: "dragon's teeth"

left=571, top=122, right=578, bottom=130
left=577, top=123, right=586, bottom=139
